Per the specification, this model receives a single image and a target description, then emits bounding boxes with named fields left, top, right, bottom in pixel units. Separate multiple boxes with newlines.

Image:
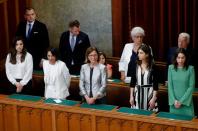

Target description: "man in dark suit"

left=16, top=7, right=49, bottom=70
left=59, top=20, right=90, bottom=75
left=167, top=32, right=191, bottom=65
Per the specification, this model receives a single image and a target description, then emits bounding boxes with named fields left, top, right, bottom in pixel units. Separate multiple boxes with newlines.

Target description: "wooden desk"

left=0, top=94, right=197, bottom=131
left=32, top=72, right=198, bottom=116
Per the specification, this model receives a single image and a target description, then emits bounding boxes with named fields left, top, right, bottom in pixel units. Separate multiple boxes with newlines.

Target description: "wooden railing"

left=32, top=73, right=198, bottom=116
left=0, top=94, right=198, bottom=131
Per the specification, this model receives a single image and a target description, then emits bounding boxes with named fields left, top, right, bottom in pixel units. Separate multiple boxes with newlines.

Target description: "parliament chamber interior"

left=1, top=0, right=198, bottom=131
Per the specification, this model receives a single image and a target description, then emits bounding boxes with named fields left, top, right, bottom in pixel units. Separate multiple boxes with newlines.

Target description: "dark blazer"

left=16, top=20, right=49, bottom=70
left=167, top=46, right=192, bottom=65
left=59, top=31, right=90, bottom=75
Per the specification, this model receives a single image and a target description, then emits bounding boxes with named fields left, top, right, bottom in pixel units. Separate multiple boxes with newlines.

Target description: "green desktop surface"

left=9, top=94, right=42, bottom=102
left=33, top=70, right=44, bottom=75
left=80, top=103, right=116, bottom=111
left=157, top=112, right=193, bottom=121
left=44, top=98, right=79, bottom=106
left=118, top=107, right=153, bottom=116
left=108, top=78, right=122, bottom=83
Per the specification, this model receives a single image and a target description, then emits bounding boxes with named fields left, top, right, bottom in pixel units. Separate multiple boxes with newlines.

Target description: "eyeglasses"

left=134, top=35, right=143, bottom=38
left=88, top=54, right=98, bottom=57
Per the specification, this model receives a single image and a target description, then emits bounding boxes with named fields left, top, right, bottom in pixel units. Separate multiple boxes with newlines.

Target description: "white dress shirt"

left=43, top=60, right=71, bottom=99
left=69, top=32, right=77, bottom=64
left=5, top=52, right=33, bottom=86
left=119, top=43, right=135, bottom=83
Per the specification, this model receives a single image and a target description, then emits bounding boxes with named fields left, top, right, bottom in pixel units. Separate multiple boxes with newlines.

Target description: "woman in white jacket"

left=119, top=27, right=146, bottom=83
left=43, top=47, right=71, bottom=99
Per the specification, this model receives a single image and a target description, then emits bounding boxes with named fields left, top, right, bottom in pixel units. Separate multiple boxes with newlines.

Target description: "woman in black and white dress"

left=129, top=44, right=158, bottom=111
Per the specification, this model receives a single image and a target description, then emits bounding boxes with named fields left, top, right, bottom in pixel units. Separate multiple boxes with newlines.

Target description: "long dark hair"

left=173, top=48, right=189, bottom=70
left=136, top=44, right=154, bottom=69
left=99, top=51, right=107, bottom=65
left=9, top=36, right=27, bottom=64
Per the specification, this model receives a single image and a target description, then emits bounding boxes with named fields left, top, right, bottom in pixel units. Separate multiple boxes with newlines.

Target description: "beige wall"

left=32, top=0, right=112, bottom=56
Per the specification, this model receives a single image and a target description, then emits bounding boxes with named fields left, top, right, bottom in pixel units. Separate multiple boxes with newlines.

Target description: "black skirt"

left=7, top=79, right=32, bottom=95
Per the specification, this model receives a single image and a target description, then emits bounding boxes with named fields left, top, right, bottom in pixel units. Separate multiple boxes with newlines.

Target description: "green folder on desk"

left=108, top=79, right=122, bottom=83
left=80, top=103, right=116, bottom=111
left=44, top=98, right=79, bottom=106
left=33, top=70, right=44, bottom=75
left=157, top=112, right=193, bottom=121
left=9, top=94, right=42, bottom=102
left=118, top=107, right=153, bottom=116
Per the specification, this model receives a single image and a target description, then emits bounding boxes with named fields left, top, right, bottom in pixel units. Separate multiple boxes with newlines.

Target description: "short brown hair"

left=25, top=7, right=35, bottom=13
left=69, top=20, right=80, bottom=28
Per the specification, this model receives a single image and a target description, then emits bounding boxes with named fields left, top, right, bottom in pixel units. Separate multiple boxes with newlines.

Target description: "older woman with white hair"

left=119, top=27, right=146, bottom=83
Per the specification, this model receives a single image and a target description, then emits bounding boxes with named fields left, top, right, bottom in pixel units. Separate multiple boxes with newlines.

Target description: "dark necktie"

left=89, top=67, right=94, bottom=97
left=70, top=35, right=75, bottom=51
left=27, top=23, right=32, bottom=38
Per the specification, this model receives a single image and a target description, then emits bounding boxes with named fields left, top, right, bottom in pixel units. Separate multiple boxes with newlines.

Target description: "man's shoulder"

left=79, top=31, right=89, bottom=37
left=169, top=46, right=177, bottom=52
left=34, top=20, right=46, bottom=27
left=17, top=21, right=26, bottom=28
left=61, top=31, right=70, bottom=36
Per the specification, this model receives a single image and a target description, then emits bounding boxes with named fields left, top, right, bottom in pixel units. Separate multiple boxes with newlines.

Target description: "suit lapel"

left=30, top=21, right=37, bottom=36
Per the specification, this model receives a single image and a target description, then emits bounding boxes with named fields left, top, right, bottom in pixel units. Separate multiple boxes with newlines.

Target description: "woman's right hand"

left=15, top=82, right=23, bottom=93
left=85, top=95, right=95, bottom=104
left=120, top=71, right=125, bottom=82
left=129, top=97, right=134, bottom=107
left=174, top=100, right=181, bottom=108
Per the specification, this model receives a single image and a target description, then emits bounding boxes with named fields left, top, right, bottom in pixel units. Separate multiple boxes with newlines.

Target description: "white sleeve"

left=5, top=54, right=16, bottom=85
left=20, top=53, right=33, bottom=86
left=119, top=45, right=127, bottom=72
left=62, top=63, right=71, bottom=88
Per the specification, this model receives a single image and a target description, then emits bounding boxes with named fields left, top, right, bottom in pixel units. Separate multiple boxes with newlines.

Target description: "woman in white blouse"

left=43, top=48, right=70, bottom=99
left=79, top=47, right=107, bottom=104
left=119, top=27, right=145, bottom=83
left=5, top=36, right=33, bottom=94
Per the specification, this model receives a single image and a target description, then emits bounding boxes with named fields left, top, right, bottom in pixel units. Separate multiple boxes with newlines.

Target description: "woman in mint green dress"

left=168, top=48, right=195, bottom=116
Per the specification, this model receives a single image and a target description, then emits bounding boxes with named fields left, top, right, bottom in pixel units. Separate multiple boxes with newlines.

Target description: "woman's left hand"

left=89, top=98, right=96, bottom=104
left=149, top=98, right=156, bottom=109
left=175, top=100, right=181, bottom=108
left=15, top=82, right=23, bottom=93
